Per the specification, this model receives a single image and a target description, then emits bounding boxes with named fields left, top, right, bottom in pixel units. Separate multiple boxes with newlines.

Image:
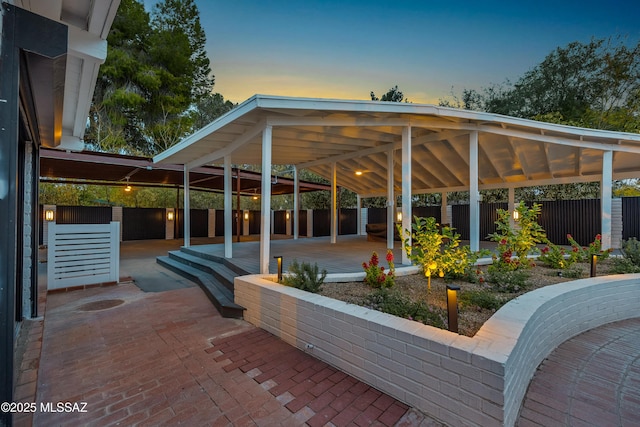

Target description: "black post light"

left=590, top=254, right=597, bottom=277
left=274, top=256, right=283, bottom=283
left=446, top=284, right=460, bottom=333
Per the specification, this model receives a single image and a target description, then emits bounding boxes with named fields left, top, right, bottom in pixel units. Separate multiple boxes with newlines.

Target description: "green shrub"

left=621, top=237, right=640, bottom=266
left=282, top=260, right=327, bottom=293
left=363, top=288, right=446, bottom=328
left=560, top=265, right=583, bottom=278
left=609, top=258, right=640, bottom=274
left=460, top=290, right=506, bottom=311
left=362, top=250, right=395, bottom=288
left=486, top=269, right=529, bottom=293
left=567, top=234, right=612, bottom=262
left=539, top=242, right=573, bottom=269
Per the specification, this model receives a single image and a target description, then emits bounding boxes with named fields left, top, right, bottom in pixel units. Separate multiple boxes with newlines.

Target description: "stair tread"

left=156, top=256, right=244, bottom=314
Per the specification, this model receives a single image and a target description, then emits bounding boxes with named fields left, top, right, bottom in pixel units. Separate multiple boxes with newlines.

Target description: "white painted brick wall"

left=235, top=273, right=640, bottom=426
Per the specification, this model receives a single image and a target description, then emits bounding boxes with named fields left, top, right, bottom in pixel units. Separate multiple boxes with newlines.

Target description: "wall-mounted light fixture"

left=244, top=211, right=249, bottom=221
left=396, top=211, right=402, bottom=222
left=167, top=211, right=174, bottom=221
left=286, top=212, right=290, bottom=220
left=512, top=210, right=520, bottom=221
left=45, top=210, right=55, bottom=222
left=274, top=256, right=283, bottom=283
left=446, top=284, right=460, bottom=333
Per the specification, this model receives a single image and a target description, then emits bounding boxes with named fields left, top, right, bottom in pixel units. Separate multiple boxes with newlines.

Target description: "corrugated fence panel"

left=56, top=205, right=112, bottom=224
left=339, top=209, right=357, bottom=235
left=538, top=199, right=600, bottom=246
left=411, top=206, right=441, bottom=223
left=482, top=203, right=508, bottom=240
left=122, top=208, right=165, bottom=241
left=249, top=210, right=261, bottom=234
left=452, top=205, right=470, bottom=240
left=176, top=209, right=207, bottom=238
left=298, top=210, right=308, bottom=236
left=367, top=207, right=387, bottom=224
left=273, top=211, right=286, bottom=234
left=622, top=197, right=640, bottom=240
left=313, top=209, right=331, bottom=237
left=214, top=209, right=239, bottom=236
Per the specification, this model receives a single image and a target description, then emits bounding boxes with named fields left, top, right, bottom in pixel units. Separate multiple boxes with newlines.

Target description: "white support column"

left=183, top=165, right=191, bottom=248
left=260, top=125, right=273, bottom=274
left=331, top=163, right=337, bottom=244
left=293, top=166, right=299, bottom=240
left=356, top=194, right=362, bottom=236
left=387, top=148, right=395, bottom=250
left=508, top=187, right=516, bottom=228
left=601, top=150, right=613, bottom=250
left=401, top=127, right=412, bottom=265
left=441, top=193, right=448, bottom=225
left=469, top=131, right=480, bottom=252
left=224, top=156, right=232, bottom=258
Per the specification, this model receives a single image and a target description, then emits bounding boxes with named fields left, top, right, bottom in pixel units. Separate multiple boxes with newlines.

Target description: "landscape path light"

left=446, top=284, right=460, bottom=333
left=274, top=256, right=283, bottom=283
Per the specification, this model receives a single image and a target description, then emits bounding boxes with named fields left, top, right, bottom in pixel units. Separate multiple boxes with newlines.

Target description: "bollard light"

left=446, top=284, right=460, bottom=333
left=590, top=254, right=597, bottom=277
left=274, top=256, right=283, bottom=283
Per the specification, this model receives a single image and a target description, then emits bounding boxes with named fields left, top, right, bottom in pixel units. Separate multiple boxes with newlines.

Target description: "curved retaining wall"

left=234, top=274, right=640, bottom=426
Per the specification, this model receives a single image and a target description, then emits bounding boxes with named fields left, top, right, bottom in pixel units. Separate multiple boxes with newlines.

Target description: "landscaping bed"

left=319, top=260, right=616, bottom=337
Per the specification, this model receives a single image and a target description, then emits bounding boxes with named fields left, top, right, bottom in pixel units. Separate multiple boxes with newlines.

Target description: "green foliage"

left=459, top=290, right=506, bottom=311
left=362, top=250, right=395, bottom=288
left=399, top=217, right=487, bottom=286
left=559, top=266, right=583, bottom=279
left=487, top=202, right=546, bottom=291
left=609, top=258, right=640, bottom=274
left=621, top=238, right=640, bottom=266
left=567, top=234, right=612, bottom=262
left=539, top=242, right=573, bottom=269
left=363, top=289, right=445, bottom=328
left=282, top=260, right=327, bottom=293
left=370, top=85, right=408, bottom=103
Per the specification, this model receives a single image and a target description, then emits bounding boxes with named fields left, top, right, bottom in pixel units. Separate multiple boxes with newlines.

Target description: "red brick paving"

left=208, top=327, right=410, bottom=426
left=517, top=317, right=640, bottom=426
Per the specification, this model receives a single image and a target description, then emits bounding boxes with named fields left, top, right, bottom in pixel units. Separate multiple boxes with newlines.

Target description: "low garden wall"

left=234, top=273, right=640, bottom=426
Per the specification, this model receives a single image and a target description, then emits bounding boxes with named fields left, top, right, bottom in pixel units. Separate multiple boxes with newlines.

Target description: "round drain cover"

left=78, top=299, right=124, bottom=311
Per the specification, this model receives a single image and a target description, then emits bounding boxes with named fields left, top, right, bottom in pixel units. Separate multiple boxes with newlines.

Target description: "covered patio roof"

left=153, top=95, right=640, bottom=273
left=154, top=95, right=640, bottom=198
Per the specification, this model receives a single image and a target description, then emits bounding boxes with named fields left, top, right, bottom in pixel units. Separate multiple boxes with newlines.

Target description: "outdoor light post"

left=591, top=254, right=597, bottom=277
left=274, top=256, right=283, bottom=283
left=446, top=284, right=460, bottom=333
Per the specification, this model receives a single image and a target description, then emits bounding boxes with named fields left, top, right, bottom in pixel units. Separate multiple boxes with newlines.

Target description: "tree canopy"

left=85, top=0, right=232, bottom=156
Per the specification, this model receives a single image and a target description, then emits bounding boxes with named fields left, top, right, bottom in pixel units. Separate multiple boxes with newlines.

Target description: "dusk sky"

left=144, top=0, right=640, bottom=104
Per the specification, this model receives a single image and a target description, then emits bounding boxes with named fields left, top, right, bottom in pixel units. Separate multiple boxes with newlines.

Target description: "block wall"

left=235, top=273, right=640, bottom=426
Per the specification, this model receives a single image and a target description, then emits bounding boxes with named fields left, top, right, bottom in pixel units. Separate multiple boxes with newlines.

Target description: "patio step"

left=156, top=254, right=245, bottom=319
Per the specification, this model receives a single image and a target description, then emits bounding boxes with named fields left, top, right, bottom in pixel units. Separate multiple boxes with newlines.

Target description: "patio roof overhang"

left=153, top=95, right=640, bottom=198
left=39, top=147, right=329, bottom=195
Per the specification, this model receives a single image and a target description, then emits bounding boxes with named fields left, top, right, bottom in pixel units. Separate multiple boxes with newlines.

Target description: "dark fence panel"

left=249, top=210, right=261, bottom=235
left=122, top=208, right=165, bottom=241
left=313, top=209, right=331, bottom=237
left=339, top=209, right=357, bottom=235
left=273, top=211, right=287, bottom=234
left=451, top=205, right=470, bottom=240
left=298, top=210, right=308, bottom=236
left=411, top=206, right=441, bottom=223
left=622, top=197, right=640, bottom=240
left=367, top=207, right=387, bottom=224
left=176, top=209, right=207, bottom=238
left=537, top=199, right=600, bottom=246
left=482, top=203, right=508, bottom=240
left=55, top=205, right=111, bottom=224
left=214, top=209, right=238, bottom=236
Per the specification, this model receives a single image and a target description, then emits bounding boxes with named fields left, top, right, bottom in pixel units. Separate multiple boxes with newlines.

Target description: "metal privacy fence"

left=40, top=197, right=639, bottom=245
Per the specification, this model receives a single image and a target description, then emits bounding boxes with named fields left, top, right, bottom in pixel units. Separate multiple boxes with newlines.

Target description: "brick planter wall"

left=234, top=274, right=640, bottom=426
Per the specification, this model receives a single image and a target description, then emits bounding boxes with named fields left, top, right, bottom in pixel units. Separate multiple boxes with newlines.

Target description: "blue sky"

left=144, top=0, right=640, bottom=104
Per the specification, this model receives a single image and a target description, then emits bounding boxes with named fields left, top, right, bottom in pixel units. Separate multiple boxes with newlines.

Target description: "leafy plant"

left=567, top=234, right=612, bottom=263
left=398, top=216, right=486, bottom=289
left=363, top=288, right=445, bottom=328
left=282, top=260, right=327, bottom=293
left=459, top=290, right=506, bottom=311
left=486, top=269, right=529, bottom=293
left=362, top=250, right=395, bottom=288
left=621, top=237, right=640, bottom=266
left=539, top=242, right=573, bottom=269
